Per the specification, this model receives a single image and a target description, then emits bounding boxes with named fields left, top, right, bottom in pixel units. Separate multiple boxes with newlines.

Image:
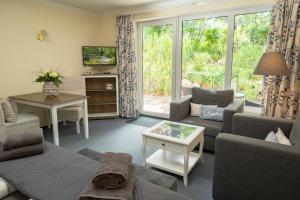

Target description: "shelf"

left=86, top=89, right=116, bottom=92
left=88, top=102, right=116, bottom=106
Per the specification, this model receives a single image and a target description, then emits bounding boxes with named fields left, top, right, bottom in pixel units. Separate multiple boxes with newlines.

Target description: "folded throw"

left=2, top=128, right=44, bottom=151
left=0, top=143, right=44, bottom=162
left=92, top=152, right=132, bottom=189
left=79, top=166, right=136, bottom=200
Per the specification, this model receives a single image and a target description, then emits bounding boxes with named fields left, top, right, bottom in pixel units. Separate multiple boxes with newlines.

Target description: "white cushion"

left=265, top=131, right=277, bottom=143
left=190, top=103, right=202, bottom=117
left=276, top=128, right=291, bottom=146
left=0, top=177, right=16, bottom=199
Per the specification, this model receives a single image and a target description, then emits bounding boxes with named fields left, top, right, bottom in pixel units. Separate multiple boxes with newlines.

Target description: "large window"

left=232, top=12, right=271, bottom=104
left=182, top=17, right=228, bottom=94
left=138, top=8, right=271, bottom=117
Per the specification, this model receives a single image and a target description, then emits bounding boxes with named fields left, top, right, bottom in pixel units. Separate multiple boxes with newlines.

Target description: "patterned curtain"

left=262, top=0, right=300, bottom=119
left=116, top=15, right=139, bottom=118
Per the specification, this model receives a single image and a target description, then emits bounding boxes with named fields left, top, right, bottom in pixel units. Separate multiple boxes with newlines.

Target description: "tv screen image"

left=82, top=46, right=116, bottom=66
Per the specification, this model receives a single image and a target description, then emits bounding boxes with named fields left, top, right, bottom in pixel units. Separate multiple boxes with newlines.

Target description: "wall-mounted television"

left=82, top=46, right=116, bottom=66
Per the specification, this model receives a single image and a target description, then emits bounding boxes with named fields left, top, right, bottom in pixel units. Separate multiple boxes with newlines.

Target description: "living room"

left=0, top=0, right=299, bottom=199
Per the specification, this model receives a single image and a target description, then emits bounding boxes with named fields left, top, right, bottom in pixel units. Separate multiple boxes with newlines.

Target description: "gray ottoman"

left=78, top=148, right=178, bottom=192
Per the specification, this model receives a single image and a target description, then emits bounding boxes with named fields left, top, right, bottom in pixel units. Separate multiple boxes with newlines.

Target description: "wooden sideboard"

left=84, top=75, right=119, bottom=118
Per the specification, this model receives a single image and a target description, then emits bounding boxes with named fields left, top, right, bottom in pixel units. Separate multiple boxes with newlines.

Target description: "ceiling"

left=45, top=0, right=218, bottom=14
left=45, top=0, right=273, bottom=15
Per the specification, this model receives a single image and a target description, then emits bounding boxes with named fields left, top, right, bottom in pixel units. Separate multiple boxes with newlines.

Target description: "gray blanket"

left=0, top=143, right=190, bottom=200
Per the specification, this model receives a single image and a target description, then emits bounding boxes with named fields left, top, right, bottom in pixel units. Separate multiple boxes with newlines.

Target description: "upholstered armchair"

left=0, top=100, right=40, bottom=139
left=169, top=87, right=244, bottom=151
left=213, top=113, right=300, bottom=200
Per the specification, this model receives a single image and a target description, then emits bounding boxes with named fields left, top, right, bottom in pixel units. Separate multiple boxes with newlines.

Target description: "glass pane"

left=232, top=12, right=271, bottom=104
left=151, top=121, right=196, bottom=140
left=181, top=16, right=228, bottom=96
left=142, top=24, right=173, bottom=114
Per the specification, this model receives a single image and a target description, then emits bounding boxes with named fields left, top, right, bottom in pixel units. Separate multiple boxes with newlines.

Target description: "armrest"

left=223, top=100, right=244, bottom=133
left=213, top=133, right=300, bottom=200
left=232, top=113, right=294, bottom=139
left=169, top=96, right=191, bottom=122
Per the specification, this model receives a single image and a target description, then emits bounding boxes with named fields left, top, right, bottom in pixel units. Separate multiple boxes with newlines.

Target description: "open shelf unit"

left=84, top=75, right=119, bottom=118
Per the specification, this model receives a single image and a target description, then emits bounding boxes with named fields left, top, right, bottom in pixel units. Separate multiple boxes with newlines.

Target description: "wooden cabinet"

left=84, top=75, right=119, bottom=118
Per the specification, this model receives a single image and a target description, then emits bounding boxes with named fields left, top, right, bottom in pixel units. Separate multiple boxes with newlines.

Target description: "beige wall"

left=0, top=0, right=116, bottom=126
left=0, top=0, right=116, bottom=99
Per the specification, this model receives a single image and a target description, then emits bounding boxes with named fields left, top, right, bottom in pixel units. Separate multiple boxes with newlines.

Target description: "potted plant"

left=35, top=69, right=63, bottom=97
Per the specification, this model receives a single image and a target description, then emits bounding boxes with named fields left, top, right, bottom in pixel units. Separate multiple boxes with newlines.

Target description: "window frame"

left=136, top=6, right=272, bottom=118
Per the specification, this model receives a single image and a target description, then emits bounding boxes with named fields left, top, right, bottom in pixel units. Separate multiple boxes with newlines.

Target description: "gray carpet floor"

left=43, top=118, right=214, bottom=200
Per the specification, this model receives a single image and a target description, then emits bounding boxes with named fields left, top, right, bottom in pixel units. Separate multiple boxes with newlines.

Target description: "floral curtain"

left=262, top=0, right=300, bottom=119
left=116, top=15, right=139, bottom=118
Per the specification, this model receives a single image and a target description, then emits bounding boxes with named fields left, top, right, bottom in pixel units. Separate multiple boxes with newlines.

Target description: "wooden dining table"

left=9, top=92, right=89, bottom=146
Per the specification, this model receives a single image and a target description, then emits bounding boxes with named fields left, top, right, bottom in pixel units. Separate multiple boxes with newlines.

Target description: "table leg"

left=199, top=135, right=205, bottom=163
left=51, top=107, right=59, bottom=146
left=183, top=149, right=189, bottom=186
left=83, top=99, right=89, bottom=139
left=141, top=137, right=147, bottom=167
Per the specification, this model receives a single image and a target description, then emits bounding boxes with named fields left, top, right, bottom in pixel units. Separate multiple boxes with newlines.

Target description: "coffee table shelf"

left=146, top=149, right=201, bottom=176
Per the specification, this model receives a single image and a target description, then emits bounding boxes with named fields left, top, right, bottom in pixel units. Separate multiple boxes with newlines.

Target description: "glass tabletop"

left=151, top=121, right=196, bottom=140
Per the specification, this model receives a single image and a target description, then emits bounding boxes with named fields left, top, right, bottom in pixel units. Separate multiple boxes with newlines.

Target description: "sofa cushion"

left=0, top=104, right=4, bottom=126
left=289, top=112, right=300, bottom=147
left=192, top=87, right=234, bottom=107
left=0, top=99, right=17, bottom=123
left=180, top=116, right=223, bottom=138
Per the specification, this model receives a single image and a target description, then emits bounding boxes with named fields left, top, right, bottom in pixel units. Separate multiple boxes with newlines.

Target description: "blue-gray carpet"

left=43, top=118, right=214, bottom=200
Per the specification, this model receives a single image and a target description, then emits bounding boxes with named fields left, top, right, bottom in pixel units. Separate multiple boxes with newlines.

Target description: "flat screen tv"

left=82, top=46, right=116, bottom=66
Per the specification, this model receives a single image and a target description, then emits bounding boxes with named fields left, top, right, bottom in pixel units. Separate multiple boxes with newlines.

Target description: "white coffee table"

left=142, top=120, right=205, bottom=186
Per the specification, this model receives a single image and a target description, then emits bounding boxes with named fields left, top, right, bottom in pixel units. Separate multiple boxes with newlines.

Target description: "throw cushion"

left=0, top=177, right=16, bottom=199
left=0, top=103, right=4, bottom=125
left=265, top=131, right=277, bottom=143
left=192, top=87, right=234, bottom=107
left=289, top=112, right=300, bottom=147
left=200, top=105, right=224, bottom=122
left=190, top=103, right=202, bottom=117
left=276, top=128, right=291, bottom=146
left=0, top=99, right=17, bottom=123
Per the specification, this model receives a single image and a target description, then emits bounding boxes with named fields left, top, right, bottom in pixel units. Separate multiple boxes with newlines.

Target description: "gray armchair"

left=213, top=113, right=300, bottom=200
left=170, top=87, right=244, bottom=151
left=0, top=101, right=40, bottom=139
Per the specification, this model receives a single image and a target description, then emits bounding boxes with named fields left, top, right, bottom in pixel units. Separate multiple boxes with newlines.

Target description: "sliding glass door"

left=138, top=19, right=177, bottom=117
left=138, top=8, right=271, bottom=117
left=181, top=16, right=228, bottom=96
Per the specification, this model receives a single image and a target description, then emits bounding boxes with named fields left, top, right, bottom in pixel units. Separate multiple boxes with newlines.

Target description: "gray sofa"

left=213, top=113, right=300, bottom=200
left=170, top=87, right=244, bottom=151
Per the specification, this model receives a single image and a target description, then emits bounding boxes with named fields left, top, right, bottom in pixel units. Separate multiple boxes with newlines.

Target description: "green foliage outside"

left=232, top=12, right=271, bottom=102
left=142, top=12, right=271, bottom=102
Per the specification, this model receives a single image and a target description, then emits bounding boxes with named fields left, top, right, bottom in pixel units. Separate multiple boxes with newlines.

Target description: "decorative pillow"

left=276, top=128, right=291, bottom=146
left=0, top=177, right=16, bottom=199
left=265, top=131, right=277, bottom=143
left=200, top=105, right=224, bottom=121
left=190, top=103, right=202, bottom=117
left=0, top=104, right=4, bottom=125
left=0, top=99, right=17, bottom=123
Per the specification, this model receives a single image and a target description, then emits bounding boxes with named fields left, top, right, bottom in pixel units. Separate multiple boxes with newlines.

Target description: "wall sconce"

left=37, top=29, right=48, bottom=41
